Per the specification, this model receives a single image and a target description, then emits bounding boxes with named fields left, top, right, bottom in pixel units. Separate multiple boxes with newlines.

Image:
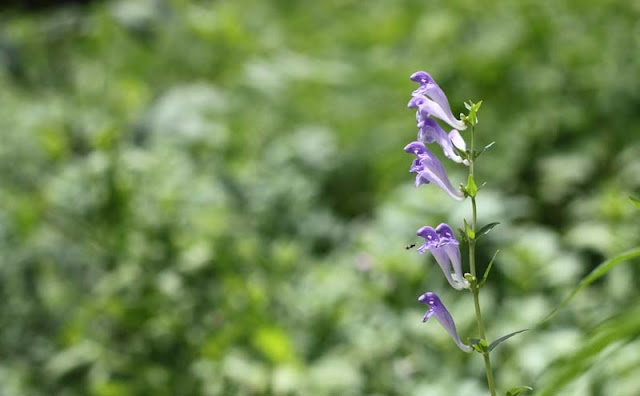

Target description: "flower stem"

left=468, top=126, right=497, bottom=396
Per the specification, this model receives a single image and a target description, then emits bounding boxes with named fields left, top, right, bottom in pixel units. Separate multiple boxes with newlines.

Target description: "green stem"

left=468, top=126, right=497, bottom=396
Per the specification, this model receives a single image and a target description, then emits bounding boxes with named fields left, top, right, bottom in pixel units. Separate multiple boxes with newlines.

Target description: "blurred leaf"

left=253, top=326, right=297, bottom=364
left=536, top=304, right=640, bottom=396
left=506, top=386, right=532, bottom=396
left=542, top=247, right=640, bottom=323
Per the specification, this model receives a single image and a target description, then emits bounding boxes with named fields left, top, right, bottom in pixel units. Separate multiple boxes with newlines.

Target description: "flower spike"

left=418, top=292, right=472, bottom=352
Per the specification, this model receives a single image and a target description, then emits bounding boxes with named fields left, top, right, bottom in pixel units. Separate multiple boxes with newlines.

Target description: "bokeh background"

left=1, top=0, right=640, bottom=395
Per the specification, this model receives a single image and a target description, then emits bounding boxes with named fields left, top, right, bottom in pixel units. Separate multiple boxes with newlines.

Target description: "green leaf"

left=506, top=386, right=533, bottom=396
left=476, top=222, right=500, bottom=239
left=478, top=250, right=499, bottom=289
left=541, top=247, right=640, bottom=323
left=488, top=329, right=528, bottom=352
left=466, top=174, right=478, bottom=197
left=630, top=196, right=640, bottom=208
left=464, top=219, right=475, bottom=240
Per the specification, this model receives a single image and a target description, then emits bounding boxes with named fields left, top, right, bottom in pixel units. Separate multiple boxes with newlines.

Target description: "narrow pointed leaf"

left=476, top=222, right=500, bottom=239
left=478, top=250, right=499, bottom=288
left=506, top=386, right=533, bottom=396
left=475, top=141, right=495, bottom=159
left=541, top=247, right=640, bottom=323
left=488, top=329, right=528, bottom=352
left=483, top=141, right=495, bottom=151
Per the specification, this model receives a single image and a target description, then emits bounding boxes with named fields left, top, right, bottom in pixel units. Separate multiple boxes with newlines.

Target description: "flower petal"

left=419, top=119, right=467, bottom=165
left=415, top=154, right=464, bottom=200
left=448, top=129, right=467, bottom=152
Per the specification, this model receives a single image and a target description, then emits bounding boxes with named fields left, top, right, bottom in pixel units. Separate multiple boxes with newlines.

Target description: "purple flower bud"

left=409, top=71, right=466, bottom=131
left=403, top=141, right=464, bottom=201
left=418, top=291, right=472, bottom=352
left=416, top=225, right=468, bottom=290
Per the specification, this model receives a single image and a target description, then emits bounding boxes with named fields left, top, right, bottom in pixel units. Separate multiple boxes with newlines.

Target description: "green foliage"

left=536, top=305, right=640, bottom=396
left=0, top=0, right=639, bottom=395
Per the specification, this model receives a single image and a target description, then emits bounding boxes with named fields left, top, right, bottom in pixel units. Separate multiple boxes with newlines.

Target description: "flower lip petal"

left=410, top=71, right=433, bottom=84
left=417, top=226, right=439, bottom=242
left=407, top=95, right=426, bottom=109
left=418, top=291, right=439, bottom=305
left=403, top=141, right=427, bottom=155
left=436, top=223, right=458, bottom=244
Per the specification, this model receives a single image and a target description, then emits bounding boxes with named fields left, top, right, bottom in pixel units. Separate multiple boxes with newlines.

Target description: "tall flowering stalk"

left=404, top=72, right=528, bottom=396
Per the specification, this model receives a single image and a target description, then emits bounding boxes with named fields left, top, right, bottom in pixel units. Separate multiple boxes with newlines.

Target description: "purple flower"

left=404, top=141, right=464, bottom=201
left=417, top=118, right=468, bottom=165
left=409, top=71, right=466, bottom=131
left=418, top=291, right=472, bottom=352
left=416, top=224, right=468, bottom=290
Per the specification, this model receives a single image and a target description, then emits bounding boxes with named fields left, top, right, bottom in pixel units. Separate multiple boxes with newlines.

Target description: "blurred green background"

left=1, top=0, right=640, bottom=395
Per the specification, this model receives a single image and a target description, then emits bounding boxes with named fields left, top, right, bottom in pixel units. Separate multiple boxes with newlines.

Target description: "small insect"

left=405, top=243, right=416, bottom=250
